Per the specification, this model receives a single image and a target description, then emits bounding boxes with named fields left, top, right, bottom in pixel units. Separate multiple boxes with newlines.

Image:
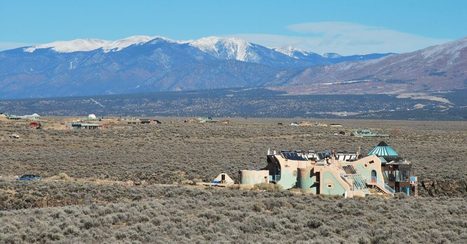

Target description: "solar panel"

left=281, top=151, right=306, bottom=161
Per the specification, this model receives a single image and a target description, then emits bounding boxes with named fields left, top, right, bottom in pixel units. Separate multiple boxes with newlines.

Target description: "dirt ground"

left=0, top=118, right=466, bottom=243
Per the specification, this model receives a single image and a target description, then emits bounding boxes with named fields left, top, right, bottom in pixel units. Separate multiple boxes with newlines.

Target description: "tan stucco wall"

left=240, top=170, right=269, bottom=185
left=345, top=155, right=384, bottom=185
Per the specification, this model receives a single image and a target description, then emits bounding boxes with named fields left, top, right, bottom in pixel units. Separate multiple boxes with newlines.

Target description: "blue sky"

left=1, top=0, right=466, bottom=54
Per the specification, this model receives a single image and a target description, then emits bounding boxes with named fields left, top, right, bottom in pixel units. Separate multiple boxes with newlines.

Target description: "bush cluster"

left=1, top=184, right=466, bottom=243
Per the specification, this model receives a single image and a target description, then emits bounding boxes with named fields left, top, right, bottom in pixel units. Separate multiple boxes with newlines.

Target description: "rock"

left=420, top=178, right=467, bottom=197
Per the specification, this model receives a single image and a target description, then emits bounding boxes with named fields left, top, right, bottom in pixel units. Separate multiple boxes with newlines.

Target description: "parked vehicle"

left=17, top=174, right=41, bottom=181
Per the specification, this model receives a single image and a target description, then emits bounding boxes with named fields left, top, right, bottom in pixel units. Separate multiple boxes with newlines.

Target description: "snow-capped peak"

left=107, top=35, right=154, bottom=51
left=147, top=36, right=182, bottom=45
left=189, top=36, right=258, bottom=62
left=24, top=35, right=154, bottom=53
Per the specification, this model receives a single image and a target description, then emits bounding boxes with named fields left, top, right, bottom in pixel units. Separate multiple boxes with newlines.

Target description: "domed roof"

left=368, top=141, right=399, bottom=160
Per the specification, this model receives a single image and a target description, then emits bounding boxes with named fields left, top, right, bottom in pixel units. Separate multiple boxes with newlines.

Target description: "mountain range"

left=282, top=37, right=467, bottom=95
left=0, top=35, right=465, bottom=99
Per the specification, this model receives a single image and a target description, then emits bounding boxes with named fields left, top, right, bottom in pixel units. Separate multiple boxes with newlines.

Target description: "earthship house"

left=240, top=141, right=417, bottom=197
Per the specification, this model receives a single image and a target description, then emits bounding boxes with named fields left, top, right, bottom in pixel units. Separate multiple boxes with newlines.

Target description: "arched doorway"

left=371, top=170, right=377, bottom=184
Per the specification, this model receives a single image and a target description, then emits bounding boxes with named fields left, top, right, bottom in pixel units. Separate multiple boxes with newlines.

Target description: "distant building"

left=127, top=120, right=140, bottom=125
left=71, top=122, right=100, bottom=129
left=139, top=119, right=162, bottom=124
left=140, top=119, right=151, bottom=124
left=8, top=113, right=41, bottom=120
left=352, top=129, right=389, bottom=137
left=197, top=117, right=217, bottom=123
left=88, top=114, right=97, bottom=120
left=290, top=122, right=299, bottom=126
left=7, top=115, right=22, bottom=120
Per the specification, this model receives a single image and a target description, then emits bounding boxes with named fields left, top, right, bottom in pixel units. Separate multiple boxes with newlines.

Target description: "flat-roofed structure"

left=71, top=122, right=100, bottom=129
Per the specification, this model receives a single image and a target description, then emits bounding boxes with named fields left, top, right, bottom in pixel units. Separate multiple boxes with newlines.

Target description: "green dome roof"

left=368, top=141, right=399, bottom=160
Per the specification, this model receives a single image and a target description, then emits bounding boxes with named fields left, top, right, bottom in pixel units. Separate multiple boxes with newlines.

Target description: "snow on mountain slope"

left=23, top=35, right=265, bottom=63
left=24, top=35, right=155, bottom=53
left=274, top=46, right=319, bottom=59
left=24, top=39, right=108, bottom=53
left=421, top=36, right=467, bottom=62
left=21, top=35, right=300, bottom=66
left=189, top=36, right=259, bottom=62
left=108, top=36, right=156, bottom=51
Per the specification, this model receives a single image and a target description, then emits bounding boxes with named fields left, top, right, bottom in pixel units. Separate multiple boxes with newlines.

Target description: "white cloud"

left=233, top=22, right=450, bottom=55
left=0, top=42, right=30, bottom=51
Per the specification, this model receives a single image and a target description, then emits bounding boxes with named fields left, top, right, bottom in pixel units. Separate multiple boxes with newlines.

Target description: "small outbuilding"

left=212, top=173, right=235, bottom=185
left=88, top=114, right=98, bottom=120
left=240, top=170, right=269, bottom=185
left=198, top=117, right=218, bottom=123
left=127, top=120, right=140, bottom=124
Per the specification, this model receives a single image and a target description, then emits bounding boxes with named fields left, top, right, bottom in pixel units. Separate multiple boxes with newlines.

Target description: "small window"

left=369, top=160, right=374, bottom=164
left=327, top=184, right=333, bottom=188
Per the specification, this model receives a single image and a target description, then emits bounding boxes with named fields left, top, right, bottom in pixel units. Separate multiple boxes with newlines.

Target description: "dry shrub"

left=48, top=172, right=73, bottom=181
left=253, top=183, right=283, bottom=192
left=2, top=185, right=466, bottom=243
